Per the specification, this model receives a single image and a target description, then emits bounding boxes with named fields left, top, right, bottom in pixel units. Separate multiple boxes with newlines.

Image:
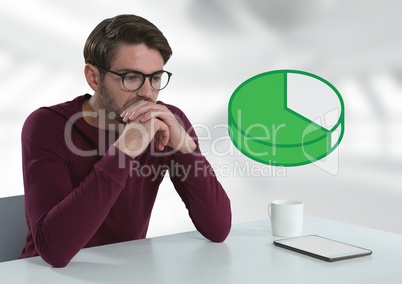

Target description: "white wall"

left=0, top=0, right=401, bottom=235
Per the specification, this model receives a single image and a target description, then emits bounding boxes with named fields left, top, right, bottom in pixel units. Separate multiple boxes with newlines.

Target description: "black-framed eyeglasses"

left=95, top=65, right=172, bottom=91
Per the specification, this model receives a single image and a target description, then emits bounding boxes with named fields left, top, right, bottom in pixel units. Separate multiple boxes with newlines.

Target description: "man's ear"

left=84, top=64, right=101, bottom=92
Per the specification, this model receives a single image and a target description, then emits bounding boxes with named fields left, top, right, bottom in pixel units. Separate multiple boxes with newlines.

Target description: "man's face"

left=98, top=43, right=165, bottom=123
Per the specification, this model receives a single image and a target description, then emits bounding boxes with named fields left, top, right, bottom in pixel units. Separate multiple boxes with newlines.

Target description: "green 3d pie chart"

left=228, top=70, right=345, bottom=167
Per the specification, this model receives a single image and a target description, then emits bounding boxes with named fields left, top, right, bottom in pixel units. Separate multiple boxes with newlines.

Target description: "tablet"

left=273, top=235, right=372, bottom=262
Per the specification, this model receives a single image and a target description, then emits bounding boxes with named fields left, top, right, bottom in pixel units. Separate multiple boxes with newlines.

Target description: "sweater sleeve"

left=168, top=107, right=232, bottom=242
left=21, top=108, right=130, bottom=267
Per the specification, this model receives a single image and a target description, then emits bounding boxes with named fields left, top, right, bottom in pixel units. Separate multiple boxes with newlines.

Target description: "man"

left=20, top=14, right=231, bottom=267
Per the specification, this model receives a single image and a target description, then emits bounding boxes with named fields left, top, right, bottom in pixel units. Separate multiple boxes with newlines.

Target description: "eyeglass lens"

left=123, top=71, right=170, bottom=91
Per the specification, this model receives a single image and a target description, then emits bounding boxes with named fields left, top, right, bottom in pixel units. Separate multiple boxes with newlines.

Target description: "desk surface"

left=1, top=215, right=402, bottom=284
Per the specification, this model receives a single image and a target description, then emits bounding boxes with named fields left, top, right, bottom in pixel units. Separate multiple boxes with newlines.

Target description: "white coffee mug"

left=268, top=200, right=303, bottom=237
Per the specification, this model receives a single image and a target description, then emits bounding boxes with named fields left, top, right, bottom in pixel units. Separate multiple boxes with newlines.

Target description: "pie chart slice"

left=228, top=70, right=344, bottom=166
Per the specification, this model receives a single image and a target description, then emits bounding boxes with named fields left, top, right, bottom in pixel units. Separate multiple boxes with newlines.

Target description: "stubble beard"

left=99, top=83, right=153, bottom=124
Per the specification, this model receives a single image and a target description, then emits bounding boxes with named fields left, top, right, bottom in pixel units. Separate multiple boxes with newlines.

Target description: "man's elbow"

left=40, top=251, right=74, bottom=268
left=203, top=213, right=232, bottom=243
left=209, top=226, right=231, bottom=243
left=35, top=240, right=75, bottom=267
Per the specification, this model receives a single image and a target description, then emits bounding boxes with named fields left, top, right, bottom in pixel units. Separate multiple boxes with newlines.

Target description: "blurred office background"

left=0, top=0, right=401, bottom=236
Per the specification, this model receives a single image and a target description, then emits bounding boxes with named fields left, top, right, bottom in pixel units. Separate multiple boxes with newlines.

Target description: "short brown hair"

left=83, top=14, right=172, bottom=68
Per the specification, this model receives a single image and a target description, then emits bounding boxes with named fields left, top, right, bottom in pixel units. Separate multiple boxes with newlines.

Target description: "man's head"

left=84, top=14, right=172, bottom=69
left=83, top=15, right=172, bottom=123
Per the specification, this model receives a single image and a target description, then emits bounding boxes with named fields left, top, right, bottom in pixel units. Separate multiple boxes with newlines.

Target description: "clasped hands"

left=113, top=100, right=196, bottom=158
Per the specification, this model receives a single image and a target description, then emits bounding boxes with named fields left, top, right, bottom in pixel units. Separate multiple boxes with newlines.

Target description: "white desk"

left=1, top=216, right=401, bottom=284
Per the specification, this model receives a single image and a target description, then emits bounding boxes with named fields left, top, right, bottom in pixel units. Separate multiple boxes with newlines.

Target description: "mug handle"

left=268, top=203, right=272, bottom=219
